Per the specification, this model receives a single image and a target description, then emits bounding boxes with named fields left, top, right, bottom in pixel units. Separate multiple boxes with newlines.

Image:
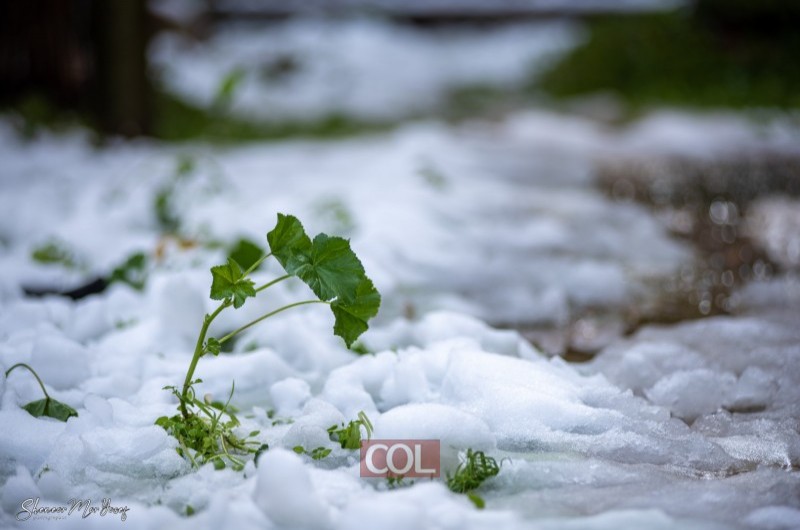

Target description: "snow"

left=151, top=17, right=580, bottom=120
left=745, top=197, right=800, bottom=270
left=2, top=89, right=800, bottom=528
left=253, top=449, right=332, bottom=528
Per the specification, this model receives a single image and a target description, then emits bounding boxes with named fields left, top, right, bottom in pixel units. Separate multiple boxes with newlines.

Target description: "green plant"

left=227, top=238, right=265, bottom=272
left=213, top=68, right=247, bottom=110
left=156, top=213, right=380, bottom=469
left=292, top=446, right=332, bottom=460
left=4, top=363, right=78, bottom=421
left=386, top=475, right=414, bottom=489
left=31, top=241, right=82, bottom=269
left=109, top=252, right=148, bottom=291
left=327, top=411, right=374, bottom=450
left=446, top=449, right=501, bottom=509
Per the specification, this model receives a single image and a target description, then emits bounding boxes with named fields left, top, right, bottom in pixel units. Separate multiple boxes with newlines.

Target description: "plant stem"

left=180, top=300, right=230, bottom=419
left=255, top=274, right=290, bottom=294
left=243, top=252, right=272, bottom=277
left=218, top=300, right=329, bottom=345
left=4, top=363, right=50, bottom=400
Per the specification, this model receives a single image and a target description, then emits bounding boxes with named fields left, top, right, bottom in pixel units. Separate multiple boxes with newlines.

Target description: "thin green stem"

left=5, top=363, right=50, bottom=400
left=218, top=300, right=329, bottom=345
left=243, top=252, right=272, bottom=277
left=255, top=274, right=291, bottom=294
left=180, top=300, right=230, bottom=419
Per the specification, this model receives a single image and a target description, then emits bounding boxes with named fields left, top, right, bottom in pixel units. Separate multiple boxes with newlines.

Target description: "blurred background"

left=1, top=0, right=798, bottom=139
left=1, top=0, right=799, bottom=358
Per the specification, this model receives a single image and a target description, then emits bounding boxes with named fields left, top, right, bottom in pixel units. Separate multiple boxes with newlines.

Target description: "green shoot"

left=386, top=475, right=414, bottom=489
left=109, top=252, right=148, bottom=291
left=349, top=342, right=371, bottom=356
left=213, top=68, right=246, bottom=110
left=467, top=493, right=486, bottom=509
left=292, top=446, right=332, bottom=461
left=156, top=382, right=266, bottom=470
left=327, top=411, right=373, bottom=450
left=31, top=241, right=82, bottom=269
left=446, top=449, right=501, bottom=509
left=157, top=213, right=380, bottom=470
left=4, top=363, right=78, bottom=422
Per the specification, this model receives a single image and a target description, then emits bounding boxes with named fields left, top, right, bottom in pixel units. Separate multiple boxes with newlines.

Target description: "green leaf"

left=205, top=337, right=221, bottom=356
left=22, top=397, right=78, bottom=422
left=292, top=446, right=305, bottom=454
left=467, top=493, right=486, bottom=510
left=31, top=241, right=79, bottom=269
left=267, top=213, right=380, bottom=347
left=255, top=443, right=269, bottom=463
left=213, top=68, right=246, bottom=109
left=210, top=258, right=256, bottom=308
left=109, top=252, right=148, bottom=290
left=266, top=213, right=311, bottom=272
left=294, top=234, right=365, bottom=302
left=228, top=239, right=264, bottom=271
left=328, top=412, right=372, bottom=450
left=310, top=447, right=331, bottom=460
left=331, top=278, right=381, bottom=347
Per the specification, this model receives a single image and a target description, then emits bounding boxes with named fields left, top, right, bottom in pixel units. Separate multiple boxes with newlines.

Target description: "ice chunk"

left=745, top=197, right=800, bottom=270
left=0, top=410, right=66, bottom=476
left=193, top=348, right=297, bottom=409
left=252, top=449, right=331, bottom=528
left=645, top=369, right=736, bottom=422
left=270, top=377, right=311, bottom=416
left=79, top=425, right=184, bottom=477
left=282, top=399, right=346, bottom=452
left=375, top=403, right=495, bottom=473
left=730, top=367, right=776, bottom=412
left=30, top=335, right=90, bottom=390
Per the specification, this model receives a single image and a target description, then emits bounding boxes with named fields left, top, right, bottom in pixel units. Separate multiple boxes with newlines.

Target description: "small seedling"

left=4, top=363, right=78, bottom=421
left=31, top=240, right=82, bottom=270
left=292, top=446, right=332, bottom=460
left=213, top=68, right=247, bottom=110
left=446, top=449, right=501, bottom=509
left=386, top=475, right=413, bottom=489
left=156, top=214, right=380, bottom=469
left=156, top=382, right=264, bottom=470
left=327, top=411, right=373, bottom=450
left=109, top=252, right=148, bottom=291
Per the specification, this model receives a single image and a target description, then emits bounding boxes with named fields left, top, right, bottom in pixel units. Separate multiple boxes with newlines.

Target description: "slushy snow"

left=1, top=106, right=799, bottom=529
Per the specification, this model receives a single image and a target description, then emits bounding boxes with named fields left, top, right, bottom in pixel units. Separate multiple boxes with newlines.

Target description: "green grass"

left=151, top=90, right=390, bottom=143
left=537, top=11, right=800, bottom=110
left=3, top=88, right=391, bottom=144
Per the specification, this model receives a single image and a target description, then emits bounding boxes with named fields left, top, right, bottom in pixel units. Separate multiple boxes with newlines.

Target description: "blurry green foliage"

left=152, top=90, right=389, bottom=143
left=538, top=11, right=800, bottom=109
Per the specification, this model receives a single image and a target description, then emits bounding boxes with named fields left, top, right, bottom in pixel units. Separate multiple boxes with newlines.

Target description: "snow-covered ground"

left=1, top=106, right=799, bottom=529
left=151, top=17, right=580, bottom=120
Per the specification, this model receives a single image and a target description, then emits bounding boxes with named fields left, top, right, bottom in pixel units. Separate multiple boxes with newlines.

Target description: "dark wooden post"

left=92, top=0, right=151, bottom=136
